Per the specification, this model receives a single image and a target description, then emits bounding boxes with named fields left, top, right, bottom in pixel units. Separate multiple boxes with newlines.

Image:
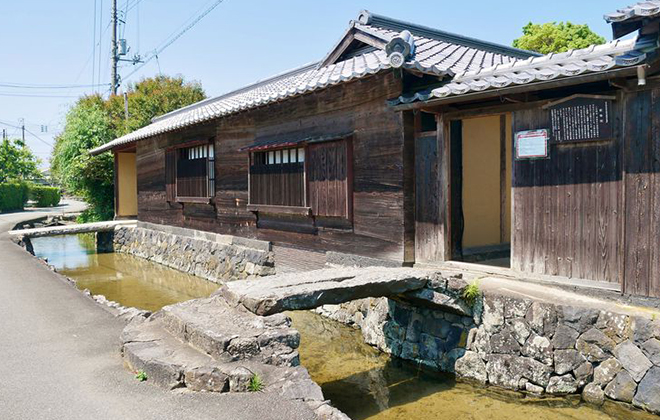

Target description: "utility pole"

left=19, top=118, right=25, bottom=144
left=123, top=91, right=129, bottom=120
left=111, top=0, right=118, bottom=96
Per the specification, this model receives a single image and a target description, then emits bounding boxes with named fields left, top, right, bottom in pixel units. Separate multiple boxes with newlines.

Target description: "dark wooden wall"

left=136, top=72, right=409, bottom=262
left=622, top=86, right=660, bottom=298
left=511, top=101, right=622, bottom=284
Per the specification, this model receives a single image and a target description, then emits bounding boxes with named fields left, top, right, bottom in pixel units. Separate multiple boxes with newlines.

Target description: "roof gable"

left=319, top=21, right=390, bottom=68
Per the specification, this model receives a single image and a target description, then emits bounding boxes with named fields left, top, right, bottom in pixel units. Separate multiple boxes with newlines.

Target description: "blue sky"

left=0, top=0, right=629, bottom=168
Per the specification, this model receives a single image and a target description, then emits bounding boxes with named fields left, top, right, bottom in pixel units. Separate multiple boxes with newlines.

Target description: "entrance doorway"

left=450, top=114, right=512, bottom=267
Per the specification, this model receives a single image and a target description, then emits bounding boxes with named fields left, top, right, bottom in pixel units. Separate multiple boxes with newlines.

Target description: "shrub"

left=29, top=185, right=61, bottom=207
left=0, top=182, right=29, bottom=212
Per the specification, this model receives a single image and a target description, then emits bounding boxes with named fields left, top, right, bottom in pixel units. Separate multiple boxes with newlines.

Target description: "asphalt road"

left=0, top=201, right=315, bottom=420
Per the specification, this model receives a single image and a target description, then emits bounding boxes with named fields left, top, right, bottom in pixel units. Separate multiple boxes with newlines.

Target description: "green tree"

left=513, top=22, right=606, bottom=54
left=51, top=75, right=205, bottom=221
left=51, top=99, right=115, bottom=221
left=0, top=138, right=41, bottom=183
left=106, top=75, right=205, bottom=135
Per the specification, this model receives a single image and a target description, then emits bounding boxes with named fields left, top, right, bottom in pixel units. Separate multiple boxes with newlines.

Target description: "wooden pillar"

left=402, top=111, right=416, bottom=264
left=113, top=152, right=119, bottom=219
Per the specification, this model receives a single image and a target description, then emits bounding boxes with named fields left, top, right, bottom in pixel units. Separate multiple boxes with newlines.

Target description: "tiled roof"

left=605, top=1, right=660, bottom=23
left=391, top=38, right=640, bottom=104
left=90, top=11, right=536, bottom=155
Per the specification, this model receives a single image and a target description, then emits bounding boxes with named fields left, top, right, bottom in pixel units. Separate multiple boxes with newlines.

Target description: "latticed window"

left=248, top=138, right=352, bottom=219
left=249, top=147, right=305, bottom=207
left=165, top=142, right=215, bottom=202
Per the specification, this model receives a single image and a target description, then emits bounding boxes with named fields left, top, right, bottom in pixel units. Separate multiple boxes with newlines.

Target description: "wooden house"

left=92, top=3, right=660, bottom=298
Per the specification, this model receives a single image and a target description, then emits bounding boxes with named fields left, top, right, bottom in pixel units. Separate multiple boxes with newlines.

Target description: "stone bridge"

left=9, top=220, right=136, bottom=253
left=218, top=267, right=474, bottom=317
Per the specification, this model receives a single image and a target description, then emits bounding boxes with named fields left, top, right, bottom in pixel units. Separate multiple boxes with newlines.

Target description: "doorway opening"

left=450, top=114, right=512, bottom=268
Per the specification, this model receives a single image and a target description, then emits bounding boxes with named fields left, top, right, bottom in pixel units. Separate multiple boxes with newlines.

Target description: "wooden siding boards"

left=307, top=140, right=350, bottom=218
left=622, top=87, right=660, bottom=298
left=136, top=72, right=407, bottom=262
left=510, top=101, right=621, bottom=284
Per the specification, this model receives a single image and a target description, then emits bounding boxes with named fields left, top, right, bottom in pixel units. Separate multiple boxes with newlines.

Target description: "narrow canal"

left=31, top=234, right=656, bottom=420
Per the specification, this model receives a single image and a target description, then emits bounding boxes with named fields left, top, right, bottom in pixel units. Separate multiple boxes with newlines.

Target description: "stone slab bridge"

left=218, top=267, right=474, bottom=317
left=9, top=220, right=136, bottom=253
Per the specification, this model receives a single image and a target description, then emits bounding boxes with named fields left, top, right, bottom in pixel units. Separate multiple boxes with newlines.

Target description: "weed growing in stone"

left=135, top=370, right=148, bottom=382
left=249, top=373, right=265, bottom=392
left=462, top=281, right=481, bottom=307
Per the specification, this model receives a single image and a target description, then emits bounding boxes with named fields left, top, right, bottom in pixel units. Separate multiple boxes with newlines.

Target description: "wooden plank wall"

left=622, top=87, right=660, bottom=298
left=249, top=162, right=305, bottom=207
left=511, top=102, right=621, bottom=284
left=412, top=113, right=449, bottom=263
left=136, top=72, right=408, bottom=262
left=307, top=140, right=350, bottom=218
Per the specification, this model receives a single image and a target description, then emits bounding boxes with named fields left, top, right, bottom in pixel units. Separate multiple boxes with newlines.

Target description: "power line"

left=121, top=0, right=225, bottom=83
left=98, top=0, right=104, bottom=94
left=0, top=82, right=110, bottom=89
left=0, top=92, right=81, bottom=98
left=24, top=127, right=54, bottom=147
left=93, top=0, right=97, bottom=89
left=0, top=121, right=53, bottom=147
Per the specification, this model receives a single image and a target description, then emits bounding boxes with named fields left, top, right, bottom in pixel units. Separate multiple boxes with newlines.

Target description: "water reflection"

left=31, top=234, right=218, bottom=311
left=29, top=235, right=657, bottom=420
left=288, top=311, right=657, bottom=420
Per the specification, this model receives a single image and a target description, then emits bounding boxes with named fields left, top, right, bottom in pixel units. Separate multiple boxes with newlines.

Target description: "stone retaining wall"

left=317, top=277, right=660, bottom=415
left=113, top=224, right=275, bottom=282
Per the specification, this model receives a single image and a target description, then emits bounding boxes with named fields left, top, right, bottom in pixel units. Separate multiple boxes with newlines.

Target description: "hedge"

left=0, top=182, right=29, bottom=212
left=29, top=185, right=61, bottom=208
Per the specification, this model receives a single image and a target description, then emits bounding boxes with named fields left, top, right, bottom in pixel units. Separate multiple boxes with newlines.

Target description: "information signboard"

left=516, top=129, right=549, bottom=160
left=549, top=96, right=613, bottom=143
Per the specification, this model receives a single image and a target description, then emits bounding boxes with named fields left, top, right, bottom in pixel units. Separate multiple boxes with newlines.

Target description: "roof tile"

left=91, top=12, right=535, bottom=155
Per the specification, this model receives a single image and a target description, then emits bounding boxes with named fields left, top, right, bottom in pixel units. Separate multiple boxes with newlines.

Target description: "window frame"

left=247, top=146, right=308, bottom=214
left=166, top=139, right=215, bottom=204
left=246, top=137, right=352, bottom=221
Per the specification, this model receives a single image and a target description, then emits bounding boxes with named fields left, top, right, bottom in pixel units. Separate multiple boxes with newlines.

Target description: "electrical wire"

left=98, top=0, right=104, bottom=94
left=121, top=0, right=224, bottom=83
left=0, top=82, right=111, bottom=89
left=24, top=127, right=54, bottom=147
left=0, top=120, right=54, bottom=147
left=0, top=92, right=81, bottom=98
left=93, top=0, right=97, bottom=88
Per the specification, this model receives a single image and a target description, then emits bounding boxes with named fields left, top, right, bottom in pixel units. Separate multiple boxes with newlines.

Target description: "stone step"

left=121, top=311, right=349, bottom=420
left=156, top=296, right=300, bottom=366
left=220, top=267, right=438, bottom=316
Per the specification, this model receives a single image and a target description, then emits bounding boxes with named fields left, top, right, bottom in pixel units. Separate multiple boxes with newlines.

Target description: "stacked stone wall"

left=318, top=278, right=660, bottom=415
left=113, top=226, right=275, bottom=282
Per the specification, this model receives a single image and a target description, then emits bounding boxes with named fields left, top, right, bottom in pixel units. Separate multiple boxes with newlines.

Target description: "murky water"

left=30, top=234, right=655, bottom=420
left=31, top=234, right=217, bottom=311
left=287, top=311, right=656, bottom=420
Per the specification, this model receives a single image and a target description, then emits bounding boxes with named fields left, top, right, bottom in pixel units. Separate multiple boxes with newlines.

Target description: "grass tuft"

left=135, top=370, right=148, bottom=382
left=462, top=281, right=481, bottom=307
left=248, top=373, right=265, bottom=392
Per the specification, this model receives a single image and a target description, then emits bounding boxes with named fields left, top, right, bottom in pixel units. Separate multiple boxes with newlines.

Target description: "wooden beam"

left=500, top=114, right=507, bottom=244
left=247, top=204, right=312, bottom=216
left=113, top=152, right=119, bottom=219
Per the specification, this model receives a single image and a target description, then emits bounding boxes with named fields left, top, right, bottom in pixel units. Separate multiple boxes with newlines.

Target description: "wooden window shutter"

left=307, top=139, right=352, bottom=218
left=165, top=150, right=176, bottom=202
